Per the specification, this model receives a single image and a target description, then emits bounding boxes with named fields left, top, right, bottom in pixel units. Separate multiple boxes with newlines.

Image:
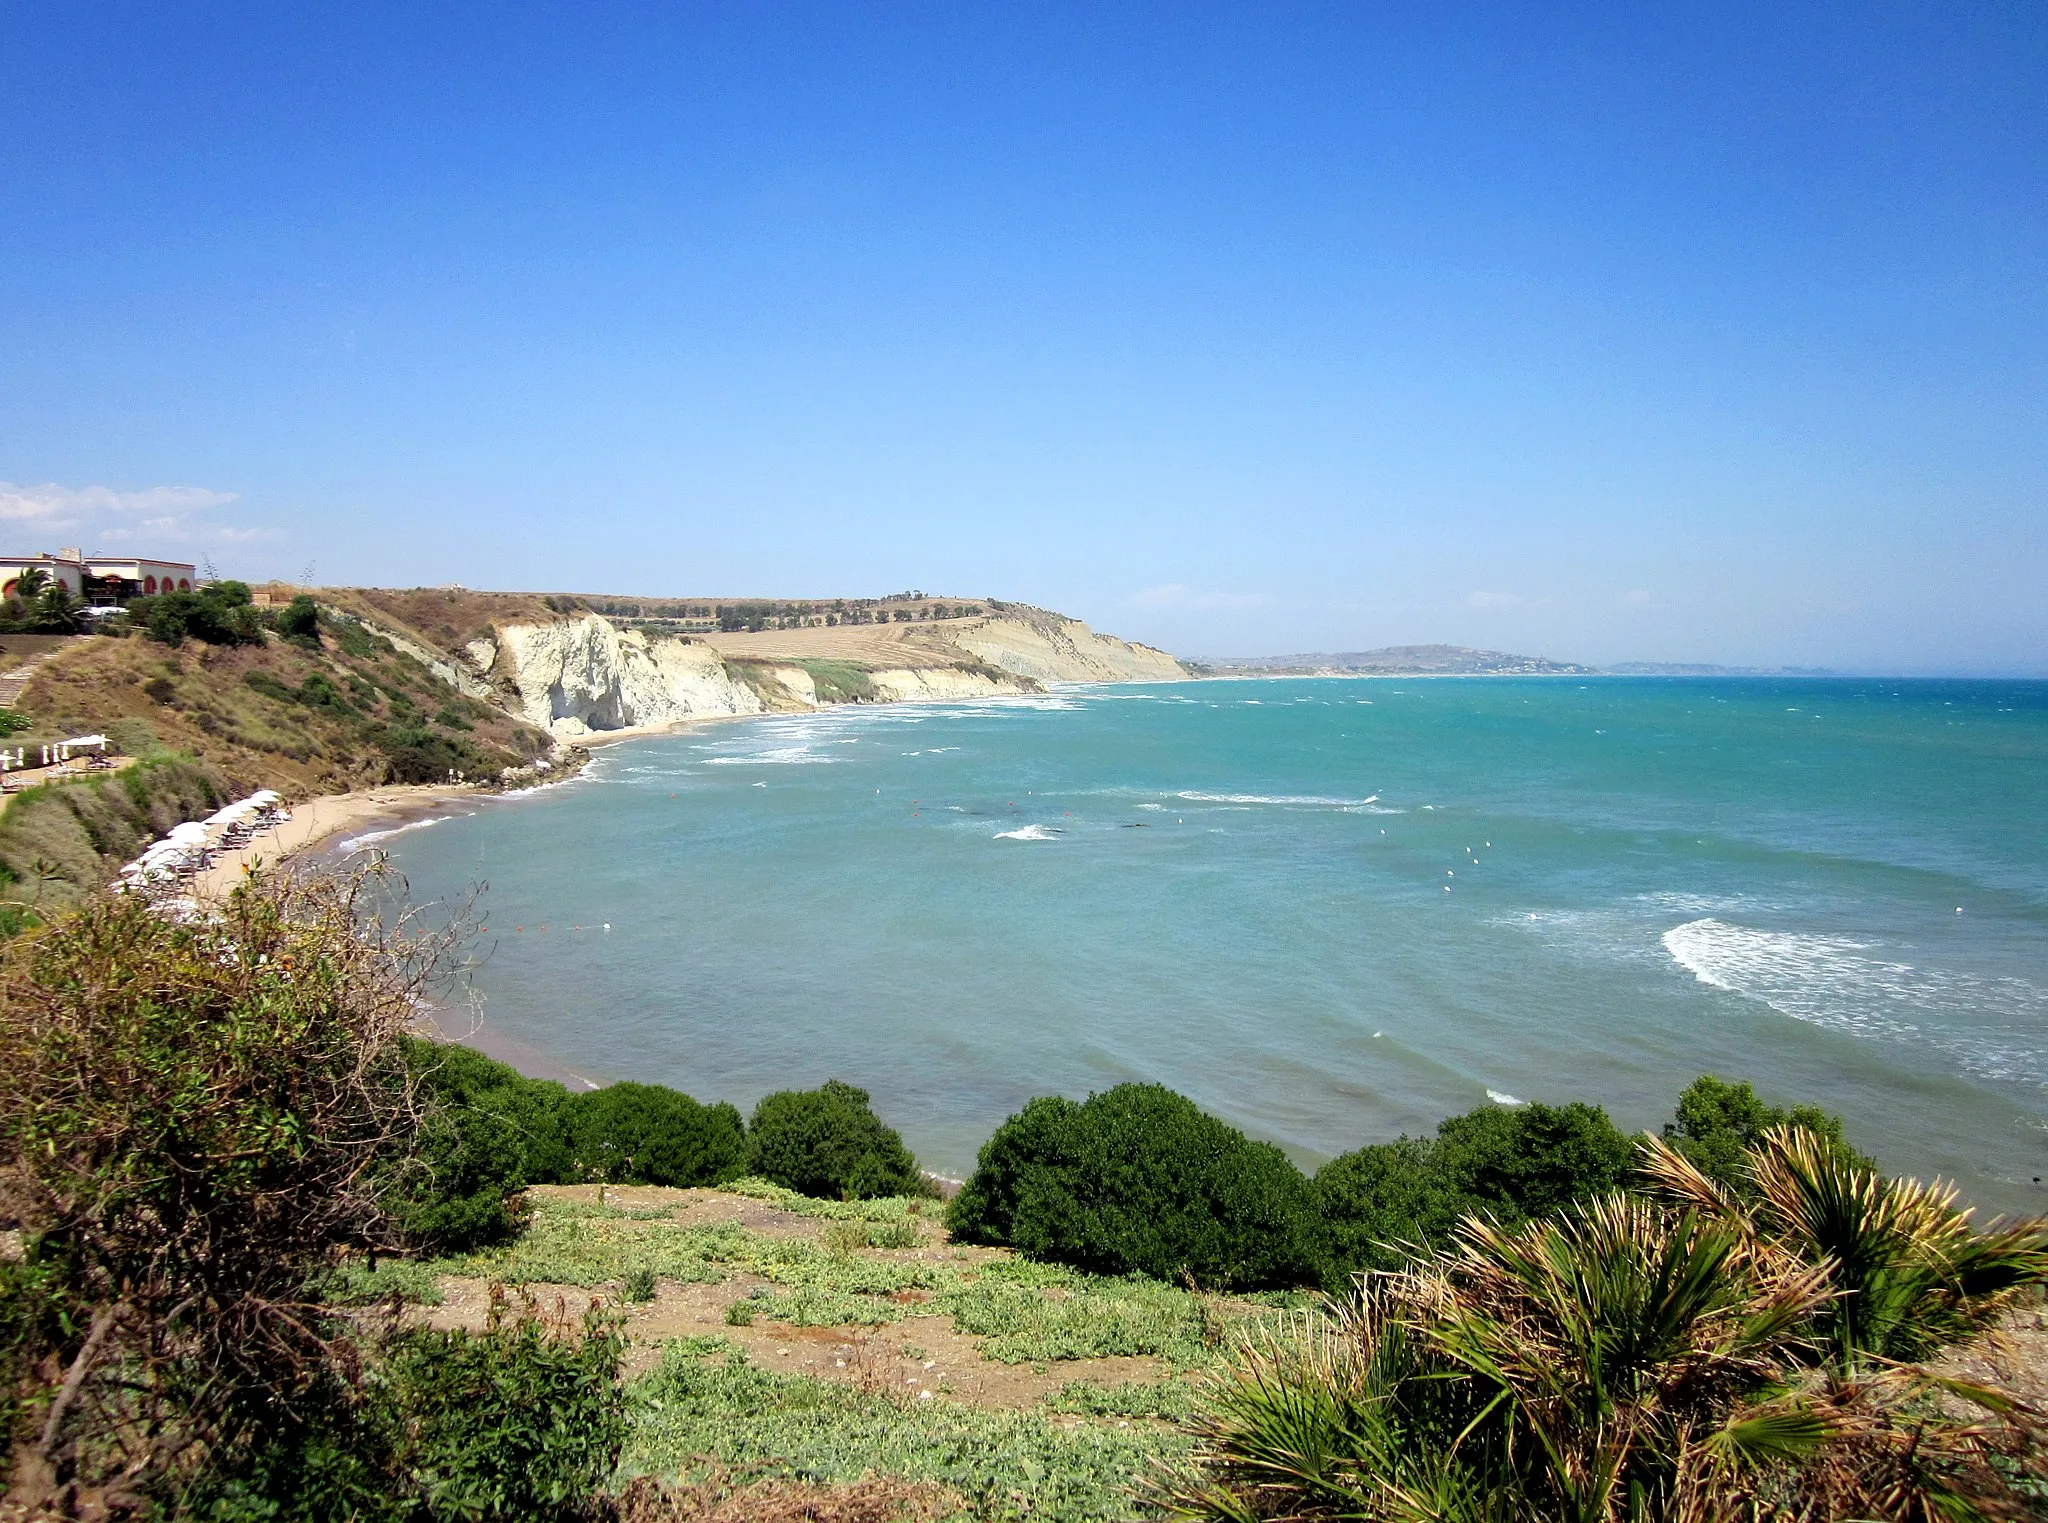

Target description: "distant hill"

left=1603, top=661, right=1840, bottom=677
left=1193, top=644, right=1594, bottom=676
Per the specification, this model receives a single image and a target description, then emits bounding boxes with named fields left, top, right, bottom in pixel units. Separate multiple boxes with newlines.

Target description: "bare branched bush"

left=0, top=867, right=459, bottom=1516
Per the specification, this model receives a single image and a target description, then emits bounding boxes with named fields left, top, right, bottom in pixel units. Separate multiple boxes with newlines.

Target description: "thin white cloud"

left=0, top=481, right=239, bottom=523
left=0, top=479, right=263, bottom=548
left=1128, top=582, right=1267, bottom=611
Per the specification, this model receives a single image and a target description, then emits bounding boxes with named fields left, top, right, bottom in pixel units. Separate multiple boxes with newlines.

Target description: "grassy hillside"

left=18, top=613, right=552, bottom=797
left=0, top=752, right=230, bottom=927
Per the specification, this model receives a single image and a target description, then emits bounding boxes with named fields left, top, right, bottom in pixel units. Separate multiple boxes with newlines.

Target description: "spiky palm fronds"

left=1168, top=1169, right=2046, bottom=1523
left=1426, top=1197, right=1838, bottom=1521
left=1159, top=1296, right=1505, bottom=1523
left=1645, top=1128, right=2048, bottom=1370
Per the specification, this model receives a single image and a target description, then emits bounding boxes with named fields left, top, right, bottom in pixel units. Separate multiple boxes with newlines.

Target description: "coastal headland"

left=0, top=587, right=1187, bottom=906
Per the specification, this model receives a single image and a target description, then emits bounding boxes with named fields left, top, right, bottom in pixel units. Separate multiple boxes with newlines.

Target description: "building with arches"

left=1, top=549, right=198, bottom=605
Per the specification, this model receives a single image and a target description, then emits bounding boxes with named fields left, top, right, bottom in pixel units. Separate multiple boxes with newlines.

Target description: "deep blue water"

left=370, top=677, right=2048, bottom=1215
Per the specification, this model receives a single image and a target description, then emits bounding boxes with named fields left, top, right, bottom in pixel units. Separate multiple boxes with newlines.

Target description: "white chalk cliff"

left=463, top=606, right=1186, bottom=739
left=480, top=616, right=765, bottom=736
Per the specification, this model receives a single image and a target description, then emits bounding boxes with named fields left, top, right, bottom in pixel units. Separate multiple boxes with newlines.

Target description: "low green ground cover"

left=423, top=1194, right=1267, bottom=1367
left=624, top=1344, right=1187, bottom=1523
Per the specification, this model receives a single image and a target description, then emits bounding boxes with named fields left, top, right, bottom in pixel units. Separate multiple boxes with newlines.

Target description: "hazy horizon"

left=3, top=4, right=2043, bottom=675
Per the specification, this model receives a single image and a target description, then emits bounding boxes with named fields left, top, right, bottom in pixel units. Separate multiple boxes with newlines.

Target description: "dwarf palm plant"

left=1642, top=1127, right=2048, bottom=1370
left=1168, top=1132, right=2047, bottom=1522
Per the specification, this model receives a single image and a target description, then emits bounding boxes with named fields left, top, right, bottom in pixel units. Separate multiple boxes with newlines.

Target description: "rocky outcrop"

left=489, top=617, right=764, bottom=736
left=948, top=612, right=1187, bottom=684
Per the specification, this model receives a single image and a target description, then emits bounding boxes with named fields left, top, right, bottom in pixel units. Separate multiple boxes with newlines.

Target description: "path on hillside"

left=0, top=645, right=76, bottom=707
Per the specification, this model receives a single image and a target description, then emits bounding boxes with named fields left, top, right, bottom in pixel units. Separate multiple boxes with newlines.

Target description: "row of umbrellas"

left=115, top=790, right=288, bottom=894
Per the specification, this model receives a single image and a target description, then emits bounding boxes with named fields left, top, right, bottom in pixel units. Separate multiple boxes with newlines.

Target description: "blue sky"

left=2, top=3, right=2042, bottom=671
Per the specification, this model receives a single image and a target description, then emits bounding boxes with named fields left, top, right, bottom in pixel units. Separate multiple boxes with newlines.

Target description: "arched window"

left=178, top=578, right=191, bottom=590
left=144, top=575, right=157, bottom=593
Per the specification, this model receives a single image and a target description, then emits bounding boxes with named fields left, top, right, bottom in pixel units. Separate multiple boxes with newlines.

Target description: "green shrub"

left=373, top=723, right=490, bottom=784
left=131, top=582, right=264, bottom=647
left=1662, top=1073, right=1860, bottom=1192
left=379, top=1299, right=627, bottom=1521
left=180, top=1298, right=627, bottom=1523
left=746, top=1079, right=928, bottom=1200
left=1315, top=1099, right=1638, bottom=1287
left=0, top=874, right=422, bottom=1507
left=274, top=594, right=321, bottom=647
left=395, top=1038, right=573, bottom=1252
left=948, top=1085, right=1323, bottom=1290
left=243, top=669, right=299, bottom=704
left=564, top=1081, right=747, bottom=1188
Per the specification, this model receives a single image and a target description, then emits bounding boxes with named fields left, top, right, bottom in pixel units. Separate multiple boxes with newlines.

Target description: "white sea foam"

left=340, top=813, right=468, bottom=854
left=703, top=746, right=831, bottom=765
left=994, top=824, right=1060, bottom=841
left=1487, top=1089, right=1522, bottom=1105
left=1663, top=918, right=2048, bottom=1085
left=1175, top=790, right=1380, bottom=808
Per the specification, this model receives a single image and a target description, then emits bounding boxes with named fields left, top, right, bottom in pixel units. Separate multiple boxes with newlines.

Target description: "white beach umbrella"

left=167, top=822, right=211, bottom=844
left=249, top=789, right=281, bottom=804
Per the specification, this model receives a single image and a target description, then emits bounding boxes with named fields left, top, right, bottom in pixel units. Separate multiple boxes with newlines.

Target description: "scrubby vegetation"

left=748, top=1079, right=931, bottom=1200
left=0, top=871, right=635, bottom=1519
left=14, top=596, right=549, bottom=797
left=0, top=750, right=229, bottom=914
left=623, top=1346, right=1179, bottom=1523
left=947, top=1085, right=1323, bottom=1289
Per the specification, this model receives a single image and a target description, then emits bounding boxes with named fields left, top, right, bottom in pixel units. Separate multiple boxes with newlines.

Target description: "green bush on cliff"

left=562, top=1081, right=747, bottom=1189
left=1314, top=1099, right=1639, bottom=1287
left=397, top=1039, right=573, bottom=1252
left=397, top=1045, right=749, bottom=1245
left=948, top=1084, right=1323, bottom=1290
left=747, top=1079, right=929, bottom=1200
left=1661, top=1072, right=1862, bottom=1192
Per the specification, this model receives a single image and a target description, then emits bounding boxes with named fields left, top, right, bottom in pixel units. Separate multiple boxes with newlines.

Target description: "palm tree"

left=31, top=584, right=80, bottom=633
left=11, top=566, right=50, bottom=601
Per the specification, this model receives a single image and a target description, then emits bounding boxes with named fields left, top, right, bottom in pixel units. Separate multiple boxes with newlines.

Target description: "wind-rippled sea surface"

left=373, top=678, right=2048, bottom=1214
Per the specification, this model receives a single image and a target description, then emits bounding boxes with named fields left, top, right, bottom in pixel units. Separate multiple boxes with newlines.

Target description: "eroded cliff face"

left=948, top=613, right=1187, bottom=684
left=866, top=667, right=1031, bottom=702
left=466, top=605, right=1184, bottom=740
left=484, top=616, right=765, bottom=736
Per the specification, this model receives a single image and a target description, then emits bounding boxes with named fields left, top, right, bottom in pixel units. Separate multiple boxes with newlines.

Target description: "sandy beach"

left=191, top=783, right=477, bottom=901
left=187, top=713, right=756, bottom=902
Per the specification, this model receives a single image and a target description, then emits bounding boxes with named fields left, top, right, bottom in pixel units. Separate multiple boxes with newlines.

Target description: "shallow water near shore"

left=376, top=677, right=2048, bottom=1215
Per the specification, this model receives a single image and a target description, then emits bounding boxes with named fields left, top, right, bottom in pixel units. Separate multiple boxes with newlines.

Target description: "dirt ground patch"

left=426, top=1185, right=1177, bottom=1409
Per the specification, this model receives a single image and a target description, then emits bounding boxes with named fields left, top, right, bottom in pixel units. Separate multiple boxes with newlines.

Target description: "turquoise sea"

left=369, top=678, right=2048, bottom=1216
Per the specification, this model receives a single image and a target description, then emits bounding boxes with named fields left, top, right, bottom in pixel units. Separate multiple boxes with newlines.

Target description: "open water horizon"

left=369, top=676, right=2048, bottom=1217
